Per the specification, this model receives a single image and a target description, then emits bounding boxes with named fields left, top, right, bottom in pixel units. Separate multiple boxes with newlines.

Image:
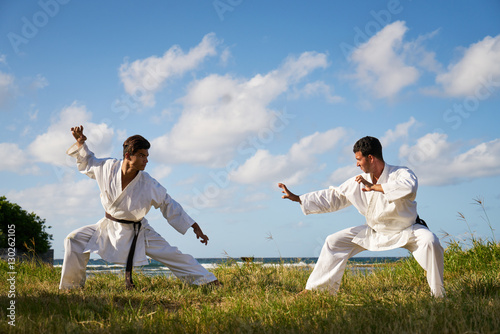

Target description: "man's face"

left=129, top=149, right=149, bottom=171
left=355, top=151, right=372, bottom=173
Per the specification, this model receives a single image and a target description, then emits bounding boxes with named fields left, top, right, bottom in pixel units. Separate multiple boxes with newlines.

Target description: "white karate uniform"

left=59, top=143, right=217, bottom=289
left=300, top=164, right=445, bottom=297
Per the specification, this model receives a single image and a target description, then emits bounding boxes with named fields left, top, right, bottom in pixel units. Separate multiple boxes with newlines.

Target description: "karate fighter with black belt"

left=60, top=126, right=220, bottom=290
left=279, top=136, right=445, bottom=297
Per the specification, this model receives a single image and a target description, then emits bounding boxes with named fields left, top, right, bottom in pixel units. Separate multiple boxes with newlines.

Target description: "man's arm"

left=378, top=168, right=418, bottom=202
left=155, top=189, right=211, bottom=244
left=278, top=183, right=301, bottom=204
left=280, top=183, right=351, bottom=215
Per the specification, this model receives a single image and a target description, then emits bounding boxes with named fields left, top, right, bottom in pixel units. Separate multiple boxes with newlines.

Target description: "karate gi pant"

left=305, top=224, right=445, bottom=297
left=59, top=224, right=217, bottom=290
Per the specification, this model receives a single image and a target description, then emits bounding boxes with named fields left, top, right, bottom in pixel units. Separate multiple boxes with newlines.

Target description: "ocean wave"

left=52, top=256, right=402, bottom=276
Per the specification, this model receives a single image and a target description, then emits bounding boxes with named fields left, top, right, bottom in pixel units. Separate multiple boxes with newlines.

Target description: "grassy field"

left=1, top=236, right=499, bottom=334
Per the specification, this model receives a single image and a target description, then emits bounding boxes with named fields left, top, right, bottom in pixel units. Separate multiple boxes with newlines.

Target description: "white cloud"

left=28, top=102, right=114, bottom=166
left=326, top=118, right=419, bottom=185
left=30, top=74, right=49, bottom=90
left=119, top=33, right=220, bottom=107
left=289, top=128, right=346, bottom=161
left=291, top=81, right=343, bottom=103
left=452, top=139, right=500, bottom=179
left=0, top=53, right=48, bottom=110
left=327, top=164, right=359, bottom=185
left=399, top=133, right=452, bottom=172
left=380, top=117, right=418, bottom=147
left=0, top=71, right=16, bottom=109
left=151, top=165, right=172, bottom=180
left=232, top=150, right=289, bottom=184
left=0, top=143, right=39, bottom=174
left=220, top=47, right=232, bottom=66
left=186, top=184, right=239, bottom=212
left=28, top=104, right=39, bottom=121
left=7, top=179, right=101, bottom=228
left=350, top=21, right=420, bottom=98
left=436, top=34, right=500, bottom=97
left=399, top=133, right=500, bottom=185
left=243, top=192, right=270, bottom=203
left=327, top=131, right=500, bottom=187
left=232, top=127, right=346, bottom=185
left=0, top=66, right=48, bottom=110
left=403, top=29, right=442, bottom=73
left=151, top=51, right=328, bottom=167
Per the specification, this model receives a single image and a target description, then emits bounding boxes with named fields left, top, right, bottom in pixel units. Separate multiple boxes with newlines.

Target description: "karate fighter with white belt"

left=60, top=126, right=220, bottom=290
left=279, top=136, right=445, bottom=297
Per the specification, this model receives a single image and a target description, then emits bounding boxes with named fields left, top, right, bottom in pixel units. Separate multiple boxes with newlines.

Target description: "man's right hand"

left=278, top=183, right=301, bottom=204
left=71, top=125, right=87, bottom=147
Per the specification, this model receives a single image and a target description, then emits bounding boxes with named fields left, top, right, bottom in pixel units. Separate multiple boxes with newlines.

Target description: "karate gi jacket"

left=67, top=143, right=195, bottom=266
left=299, top=163, right=419, bottom=251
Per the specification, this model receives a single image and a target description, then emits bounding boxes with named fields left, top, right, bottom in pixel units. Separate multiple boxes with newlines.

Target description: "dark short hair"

left=353, top=136, right=384, bottom=161
left=123, top=135, right=150, bottom=158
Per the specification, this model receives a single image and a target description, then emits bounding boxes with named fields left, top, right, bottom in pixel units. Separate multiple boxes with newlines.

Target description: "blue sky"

left=1, top=0, right=499, bottom=260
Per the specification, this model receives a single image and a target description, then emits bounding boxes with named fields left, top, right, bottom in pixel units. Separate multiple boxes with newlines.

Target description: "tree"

left=0, top=196, right=53, bottom=254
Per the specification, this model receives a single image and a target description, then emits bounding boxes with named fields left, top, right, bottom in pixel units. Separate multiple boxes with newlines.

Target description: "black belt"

left=416, top=215, right=428, bottom=228
left=105, top=213, right=142, bottom=289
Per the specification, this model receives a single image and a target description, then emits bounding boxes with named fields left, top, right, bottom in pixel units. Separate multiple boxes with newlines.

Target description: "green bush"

left=0, top=196, right=52, bottom=254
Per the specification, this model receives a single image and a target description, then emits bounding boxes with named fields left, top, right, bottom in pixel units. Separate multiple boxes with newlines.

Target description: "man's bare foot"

left=204, top=279, right=222, bottom=288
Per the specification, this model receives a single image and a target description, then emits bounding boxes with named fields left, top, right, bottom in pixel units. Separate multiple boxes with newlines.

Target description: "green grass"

left=1, top=238, right=499, bottom=333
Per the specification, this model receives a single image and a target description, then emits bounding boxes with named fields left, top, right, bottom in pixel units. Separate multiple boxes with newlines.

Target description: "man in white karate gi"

left=279, top=136, right=445, bottom=297
left=60, top=125, right=219, bottom=290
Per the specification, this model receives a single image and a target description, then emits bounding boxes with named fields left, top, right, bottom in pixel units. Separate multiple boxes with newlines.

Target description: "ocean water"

left=53, top=257, right=403, bottom=277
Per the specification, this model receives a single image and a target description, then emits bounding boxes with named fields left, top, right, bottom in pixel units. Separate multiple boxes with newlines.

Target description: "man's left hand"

left=192, top=223, right=209, bottom=245
left=355, top=175, right=384, bottom=193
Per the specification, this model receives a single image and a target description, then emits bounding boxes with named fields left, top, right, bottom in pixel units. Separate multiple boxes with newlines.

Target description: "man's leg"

left=305, top=225, right=366, bottom=293
left=144, top=227, right=217, bottom=285
left=59, top=225, right=95, bottom=290
left=403, top=224, right=445, bottom=297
